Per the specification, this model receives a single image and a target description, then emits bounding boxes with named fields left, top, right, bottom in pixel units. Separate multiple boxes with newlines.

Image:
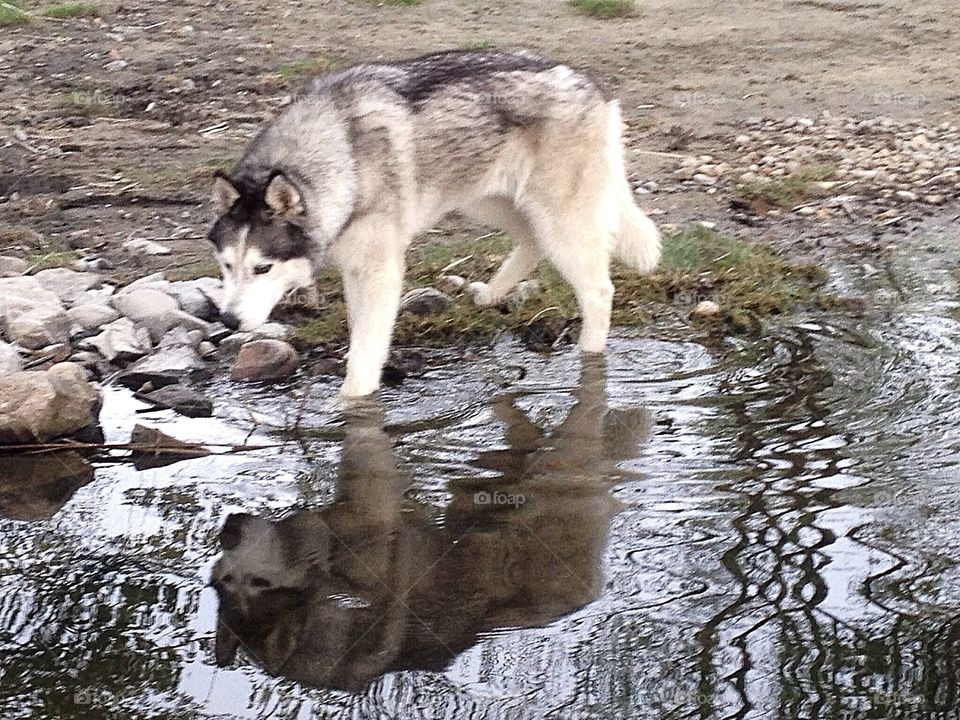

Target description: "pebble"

left=122, top=238, right=172, bottom=256
left=400, top=288, right=454, bottom=316
left=0, top=256, right=28, bottom=278
left=230, top=340, right=299, bottom=382
left=0, top=341, right=23, bottom=376
left=691, top=300, right=721, bottom=319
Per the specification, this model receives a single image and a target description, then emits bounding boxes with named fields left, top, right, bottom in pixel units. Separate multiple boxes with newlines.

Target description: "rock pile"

left=654, top=113, right=959, bottom=220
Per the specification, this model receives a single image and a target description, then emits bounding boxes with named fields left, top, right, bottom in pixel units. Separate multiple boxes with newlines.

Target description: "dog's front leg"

left=339, top=248, right=406, bottom=398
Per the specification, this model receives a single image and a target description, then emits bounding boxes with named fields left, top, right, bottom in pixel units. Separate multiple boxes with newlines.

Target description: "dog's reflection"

left=211, top=359, right=650, bottom=690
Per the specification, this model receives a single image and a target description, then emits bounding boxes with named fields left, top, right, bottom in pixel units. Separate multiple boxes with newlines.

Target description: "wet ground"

left=2, top=230, right=959, bottom=719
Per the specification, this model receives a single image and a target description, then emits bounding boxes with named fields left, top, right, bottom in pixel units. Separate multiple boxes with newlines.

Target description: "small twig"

left=1, top=441, right=282, bottom=455
left=439, top=255, right=474, bottom=274
left=527, top=306, right=560, bottom=325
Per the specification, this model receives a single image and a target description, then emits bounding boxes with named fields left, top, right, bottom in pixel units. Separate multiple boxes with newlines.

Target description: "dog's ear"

left=219, top=513, right=252, bottom=550
left=265, top=172, right=305, bottom=218
left=212, top=171, right=240, bottom=214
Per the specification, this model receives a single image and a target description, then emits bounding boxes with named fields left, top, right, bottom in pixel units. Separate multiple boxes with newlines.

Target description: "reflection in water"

left=0, top=453, right=94, bottom=521
left=211, top=359, right=650, bottom=691
left=3, top=234, right=960, bottom=718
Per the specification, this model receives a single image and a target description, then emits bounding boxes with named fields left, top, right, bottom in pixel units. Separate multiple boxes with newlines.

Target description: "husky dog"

left=208, top=50, right=660, bottom=396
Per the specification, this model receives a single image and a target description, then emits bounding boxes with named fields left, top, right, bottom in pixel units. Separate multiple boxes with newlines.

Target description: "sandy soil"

left=0, top=0, right=958, bottom=278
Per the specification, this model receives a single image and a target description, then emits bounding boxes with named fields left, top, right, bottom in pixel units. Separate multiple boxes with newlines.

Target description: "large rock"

left=0, top=363, right=101, bottom=443
left=139, top=308, right=210, bottom=344
left=82, top=317, right=152, bottom=362
left=400, top=287, right=454, bottom=316
left=0, top=341, right=23, bottom=375
left=0, top=256, right=28, bottom=278
left=167, top=279, right=221, bottom=321
left=230, top=339, right=299, bottom=381
left=5, top=305, right=71, bottom=350
left=138, top=384, right=213, bottom=418
left=0, top=452, right=95, bottom=521
left=33, top=268, right=102, bottom=306
left=117, top=329, right=206, bottom=389
left=0, top=276, right=64, bottom=323
left=112, top=288, right=179, bottom=323
left=66, top=303, right=120, bottom=333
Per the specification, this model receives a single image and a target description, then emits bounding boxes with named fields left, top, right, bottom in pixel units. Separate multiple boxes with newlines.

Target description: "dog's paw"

left=467, top=281, right=497, bottom=307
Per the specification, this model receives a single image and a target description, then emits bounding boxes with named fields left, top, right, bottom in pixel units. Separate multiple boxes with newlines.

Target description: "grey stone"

left=139, top=308, right=210, bottom=344
left=83, top=317, right=152, bottom=362
left=400, top=288, right=454, bottom=316
left=167, top=279, right=220, bottom=320
left=0, top=342, right=23, bottom=375
left=0, top=363, right=101, bottom=443
left=118, top=337, right=205, bottom=389
left=119, top=273, right=168, bottom=294
left=75, top=286, right=115, bottom=307
left=33, top=268, right=102, bottom=306
left=112, top=288, right=179, bottom=323
left=138, top=384, right=213, bottom=418
left=0, top=276, right=64, bottom=324
left=0, top=256, right=28, bottom=278
left=6, top=306, right=71, bottom=350
left=66, top=303, right=120, bottom=332
left=123, top=238, right=171, bottom=255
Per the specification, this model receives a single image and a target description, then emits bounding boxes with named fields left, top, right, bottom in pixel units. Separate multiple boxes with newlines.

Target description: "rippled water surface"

left=2, top=240, right=960, bottom=719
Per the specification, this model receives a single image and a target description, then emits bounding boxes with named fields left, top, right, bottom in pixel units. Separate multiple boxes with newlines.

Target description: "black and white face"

left=207, top=172, right=315, bottom=331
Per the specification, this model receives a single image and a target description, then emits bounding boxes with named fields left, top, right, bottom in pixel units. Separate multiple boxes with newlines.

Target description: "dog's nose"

left=220, top=311, right=240, bottom=330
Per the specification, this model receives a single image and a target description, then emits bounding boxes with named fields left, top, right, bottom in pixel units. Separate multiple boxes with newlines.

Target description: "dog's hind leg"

left=337, top=234, right=407, bottom=398
left=463, top=199, right=541, bottom=307
left=530, top=212, right=614, bottom=354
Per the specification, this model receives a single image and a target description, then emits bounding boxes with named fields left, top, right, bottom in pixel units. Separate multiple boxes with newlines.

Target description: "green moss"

left=44, top=2, right=102, bottom=18
left=276, top=56, right=336, bottom=79
left=0, top=0, right=30, bottom=26
left=462, top=39, right=495, bottom=50
left=737, top=163, right=838, bottom=208
left=166, top=259, right=221, bottom=282
left=291, top=226, right=826, bottom=348
left=569, top=0, right=635, bottom=18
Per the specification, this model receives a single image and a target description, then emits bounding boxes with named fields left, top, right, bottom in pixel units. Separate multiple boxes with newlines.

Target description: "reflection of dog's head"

left=207, top=172, right=315, bottom=331
left=210, top=512, right=330, bottom=668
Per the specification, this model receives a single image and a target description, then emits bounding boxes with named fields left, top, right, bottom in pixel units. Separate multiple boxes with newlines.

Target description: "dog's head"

left=207, top=171, right=315, bottom=331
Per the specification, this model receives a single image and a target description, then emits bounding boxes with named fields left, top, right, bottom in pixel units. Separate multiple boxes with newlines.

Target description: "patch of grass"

left=167, top=259, right=220, bottom=282
left=0, top=0, right=31, bottom=26
left=291, top=226, right=826, bottom=348
left=737, top=162, right=838, bottom=208
left=462, top=39, right=495, bottom=50
left=44, top=2, right=102, bottom=18
left=25, top=240, right=78, bottom=270
left=383, top=0, right=422, bottom=5
left=276, top=55, right=336, bottom=79
left=569, top=0, right=635, bottom=18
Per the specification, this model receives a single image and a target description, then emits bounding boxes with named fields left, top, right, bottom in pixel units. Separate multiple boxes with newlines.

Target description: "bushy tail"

left=613, top=189, right=661, bottom=273
left=605, top=101, right=661, bottom=273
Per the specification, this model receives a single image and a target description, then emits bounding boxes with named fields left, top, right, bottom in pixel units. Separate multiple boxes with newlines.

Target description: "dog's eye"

left=250, top=576, right=272, bottom=588
left=221, top=574, right=234, bottom=583
left=223, top=262, right=233, bottom=272
left=253, top=264, right=273, bottom=275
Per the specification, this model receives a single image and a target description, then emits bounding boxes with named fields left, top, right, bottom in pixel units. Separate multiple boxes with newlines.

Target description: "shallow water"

left=2, top=241, right=960, bottom=719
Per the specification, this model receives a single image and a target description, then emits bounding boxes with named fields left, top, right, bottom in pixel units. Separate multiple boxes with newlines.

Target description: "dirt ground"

left=1, top=0, right=958, bottom=281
